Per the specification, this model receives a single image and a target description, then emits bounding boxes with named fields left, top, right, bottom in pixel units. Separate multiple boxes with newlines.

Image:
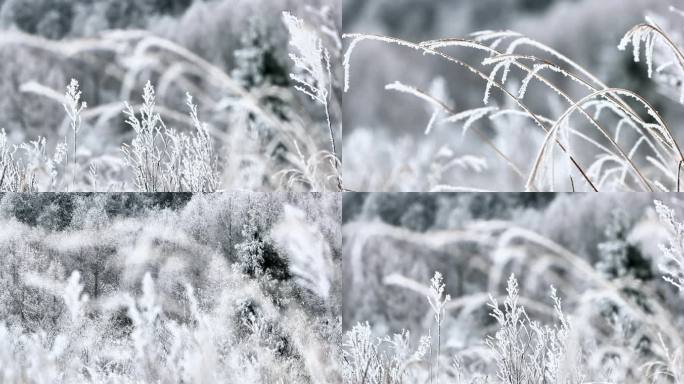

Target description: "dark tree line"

left=0, top=0, right=195, bottom=39
left=0, top=193, right=192, bottom=230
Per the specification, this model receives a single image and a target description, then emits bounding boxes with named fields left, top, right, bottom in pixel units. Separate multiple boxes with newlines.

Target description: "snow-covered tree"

left=234, top=208, right=266, bottom=277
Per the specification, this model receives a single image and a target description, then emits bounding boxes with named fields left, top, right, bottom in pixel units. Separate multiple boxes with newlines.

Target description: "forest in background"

left=0, top=192, right=342, bottom=383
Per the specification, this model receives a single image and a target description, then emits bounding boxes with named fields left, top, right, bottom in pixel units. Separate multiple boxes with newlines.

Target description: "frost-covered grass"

left=342, top=193, right=684, bottom=383
left=343, top=273, right=581, bottom=384
left=120, top=81, right=219, bottom=192
left=343, top=6, right=684, bottom=192
left=0, top=2, right=342, bottom=192
left=0, top=193, right=342, bottom=383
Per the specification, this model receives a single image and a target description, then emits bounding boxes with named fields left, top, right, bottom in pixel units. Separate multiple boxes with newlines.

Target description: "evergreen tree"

left=0, top=0, right=73, bottom=38
left=230, top=16, right=290, bottom=151
left=596, top=209, right=652, bottom=280
left=231, top=17, right=288, bottom=90
left=234, top=208, right=265, bottom=277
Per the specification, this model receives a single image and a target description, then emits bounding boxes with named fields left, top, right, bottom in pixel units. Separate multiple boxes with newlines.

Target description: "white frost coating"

left=271, top=204, right=334, bottom=300
left=121, top=82, right=218, bottom=192
left=517, top=63, right=545, bottom=99
left=655, top=200, right=684, bottom=290
left=343, top=33, right=426, bottom=93
left=385, top=82, right=443, bottom=110
left=63, top=79, right=87, bottom=136
left=63, top=271, right=89, bottom=324
left=63, top=79, right=87, bottom=190
left=282, top=12, right=329, bottom=104
left=482, top=58, right=514, bottom=104
left=419, top=38, right=496, bottom=54
left=470, top=30, right=523, bottom=42
left=283, top=11, right=340, bottom=183
left=443, top=107, right=499, bottom=137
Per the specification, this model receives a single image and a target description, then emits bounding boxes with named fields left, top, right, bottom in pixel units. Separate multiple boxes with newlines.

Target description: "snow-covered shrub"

left=121, top=82, right=218, bottom=192
left=646, top=199, right=684, bottom=384
left=0, top=79, right=221, bottom=192
left=0, top=129, right=37, bottom=192
left=342, top=271, right=584, bottom=384
left=342, top=322, right=431, bottom=384
left=234, top=208, right=267, bottom=277
left=654, top=199, right=684, bottom=291
left=486, top=275, right=583, bottom=384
